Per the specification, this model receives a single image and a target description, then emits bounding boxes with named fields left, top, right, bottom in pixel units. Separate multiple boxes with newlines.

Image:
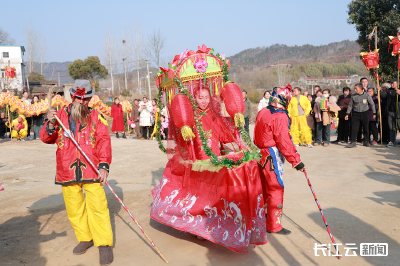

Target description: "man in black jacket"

left=345, top=83, right=376, bottom=148
left=378, top=78, right=400, bottom=147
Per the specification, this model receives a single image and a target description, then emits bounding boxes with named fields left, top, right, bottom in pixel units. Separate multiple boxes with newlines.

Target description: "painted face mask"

left=269, top=84, right=293, bottom=111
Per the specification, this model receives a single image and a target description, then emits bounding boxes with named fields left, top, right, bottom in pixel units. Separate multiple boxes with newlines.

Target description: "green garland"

left=154, top=49, right=260, bottom=167
left=155, top=89, right=166, bottom=153
left=172, top=77, right=260, bottom=168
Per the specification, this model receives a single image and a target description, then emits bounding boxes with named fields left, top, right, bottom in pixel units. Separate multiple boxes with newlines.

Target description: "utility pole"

left=122, top=58, right=127, bottom=92
left=57, top=70, right=61, bottom=87
left=145, top=59, right=151, bottom=99
left=122, top=40, right=128, bottom=94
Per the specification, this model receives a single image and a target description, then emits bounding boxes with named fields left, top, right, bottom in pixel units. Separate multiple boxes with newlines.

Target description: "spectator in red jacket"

left=111, top=97, right=126, bottom=138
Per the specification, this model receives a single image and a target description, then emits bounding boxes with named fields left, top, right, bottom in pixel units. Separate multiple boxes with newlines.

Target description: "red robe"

left=254, top=108, right=302, bottom=232
left=40, top=105, right=112, bottom=185
left=150, top=108, right=267, bottom=253
left=111, top=104, right=124, bottom=132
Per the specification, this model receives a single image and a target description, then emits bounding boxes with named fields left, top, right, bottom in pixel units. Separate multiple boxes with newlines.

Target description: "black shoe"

left=345, top=142, right=357, bottom=148
left=99, top=246, right=113, bottom=266
left=122, top=133, right=127, bottom=139
left=116, top=133, right=119, bottom=138
left=267, top=228, right=291, bottom=235
left=331, top=140, right=340, bottom=144
left=73, top=240, right=94, bottom=255
left=363, top=141, right=371, bottom=147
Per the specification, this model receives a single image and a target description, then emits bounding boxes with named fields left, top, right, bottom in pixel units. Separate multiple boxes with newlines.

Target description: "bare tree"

left=145, top=28, right=166, bottom=68
left=24, top=23, right=39, bottom=74
left=126, top=24, right=144, bottom=94
left=38, top=34, right=47, bottom=75
left=102, top=29, right=118, bottom=95
left=0, top=27, right=15, bottom=45
left=121, top=40, right=129, bottom=92
left=274, top=61, right=291, bottom=86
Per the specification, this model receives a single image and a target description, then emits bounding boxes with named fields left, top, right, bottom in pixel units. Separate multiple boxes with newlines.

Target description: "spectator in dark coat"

left=380, top=83, right=391, bottom=143
left=242, top=90, right=252, bottom=132
left=130, top=99, right=142, bottom=138
left=0, top=112, right=9, bottom=139
left=378, top=78, right=400, bottom=147
left=367, top=87, right=379, bottom=145
left=334, top=87, right=352, bottom=143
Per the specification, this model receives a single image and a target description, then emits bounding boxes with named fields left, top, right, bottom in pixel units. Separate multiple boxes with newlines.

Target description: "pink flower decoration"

left=207, top=138, right=212, bottom=147
left=194, top=58, right=208, bottom=73
left=221, top=53, right=225, bottom=59
left=226, top=152, right=244, bottom=163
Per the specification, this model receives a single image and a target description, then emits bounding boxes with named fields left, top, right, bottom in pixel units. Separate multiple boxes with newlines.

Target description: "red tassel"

left=373, top=70, right=382, bottom=80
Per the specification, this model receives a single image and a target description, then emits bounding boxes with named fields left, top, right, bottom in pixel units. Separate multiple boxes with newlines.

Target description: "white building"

left=0, top=45, right=26, bottom=91
left=321, top=76, right=351, bottom=86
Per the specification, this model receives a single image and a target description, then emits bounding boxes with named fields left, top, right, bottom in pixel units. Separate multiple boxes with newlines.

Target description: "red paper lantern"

left=220, top=82, right=245, bottom=117
left=170, top=94, right=195, bottom=129
left=5, top=67, right=16, bottom=78
left=220, top=82, right=246, bottom=127
left=389, top=36, right=400, bottom=56
left=170, top=94, right=195, bottom=141
left=360, top=50, right=379, bottom=70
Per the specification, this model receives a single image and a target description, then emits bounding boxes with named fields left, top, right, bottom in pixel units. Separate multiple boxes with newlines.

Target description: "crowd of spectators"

left=256, top=77, right=400, bottom=148
left=0, top=91, right=45, bottom=141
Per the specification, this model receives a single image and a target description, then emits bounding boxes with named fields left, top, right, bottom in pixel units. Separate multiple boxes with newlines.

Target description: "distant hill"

left=228, top=40, right=362, bottom=72
left=26, top=61, right=74, bottom=85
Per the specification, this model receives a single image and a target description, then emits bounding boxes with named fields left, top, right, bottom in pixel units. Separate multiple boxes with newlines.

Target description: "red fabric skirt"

left=112, top=116, right=124, bottom=132
left=150, top=159, right=268, bottom=253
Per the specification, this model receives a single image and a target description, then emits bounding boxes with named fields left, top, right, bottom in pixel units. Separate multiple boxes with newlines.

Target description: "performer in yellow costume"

left=6, top=115, right=28, bottom=140
left=288, top=87, right=313, bottom=147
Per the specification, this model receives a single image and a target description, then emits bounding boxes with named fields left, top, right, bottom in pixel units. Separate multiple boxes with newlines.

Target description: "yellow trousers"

left=290, top=115, right=312, bottom=145
left=11, top=130, right=27, bottom=140
left=62, top=183, right=113, bottom=247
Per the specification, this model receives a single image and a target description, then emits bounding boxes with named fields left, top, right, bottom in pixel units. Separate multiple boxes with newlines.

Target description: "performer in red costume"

left=254, top=84, right=305, bottom=235
left=150, top=45, right=267, bottom=253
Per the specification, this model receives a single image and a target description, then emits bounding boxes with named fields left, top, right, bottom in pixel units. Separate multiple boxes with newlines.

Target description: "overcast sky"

left=3, top=0, right=358, bottom=64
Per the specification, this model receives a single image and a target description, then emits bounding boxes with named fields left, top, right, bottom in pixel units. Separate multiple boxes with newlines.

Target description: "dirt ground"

left=0, top=125, right=399, bottom=266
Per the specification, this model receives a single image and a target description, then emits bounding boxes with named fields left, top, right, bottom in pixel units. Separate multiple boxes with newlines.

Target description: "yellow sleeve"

left=301, top=96, right=311, bottom=116
left=287, top=98, right=296, bottom=118
left=21, top=120, right=28, bottom=134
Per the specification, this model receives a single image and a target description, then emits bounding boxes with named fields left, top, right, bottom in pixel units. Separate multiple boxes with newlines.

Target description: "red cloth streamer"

left=373, top=70, right=382, bottom=80
left=220, top=82, right=245, bottom=117
left=170, top=94, right=195, bottom=129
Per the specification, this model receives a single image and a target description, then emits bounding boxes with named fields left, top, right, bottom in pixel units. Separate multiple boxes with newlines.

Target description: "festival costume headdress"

left=154, top=44, right=259, bottom=168
left=70, top=80, right=95, bottom=99
left=269, top=84, right=293, bottom=112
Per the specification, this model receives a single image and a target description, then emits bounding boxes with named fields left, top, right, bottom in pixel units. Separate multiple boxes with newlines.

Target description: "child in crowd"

left=160, top=115, right=168, bottom=140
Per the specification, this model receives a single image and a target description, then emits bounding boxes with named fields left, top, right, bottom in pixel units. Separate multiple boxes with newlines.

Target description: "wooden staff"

left=369, top=26, right=383, bottom=146
left=126, top=112, right=130, bottom=137
left=7, top=104, right=11, bottom=141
